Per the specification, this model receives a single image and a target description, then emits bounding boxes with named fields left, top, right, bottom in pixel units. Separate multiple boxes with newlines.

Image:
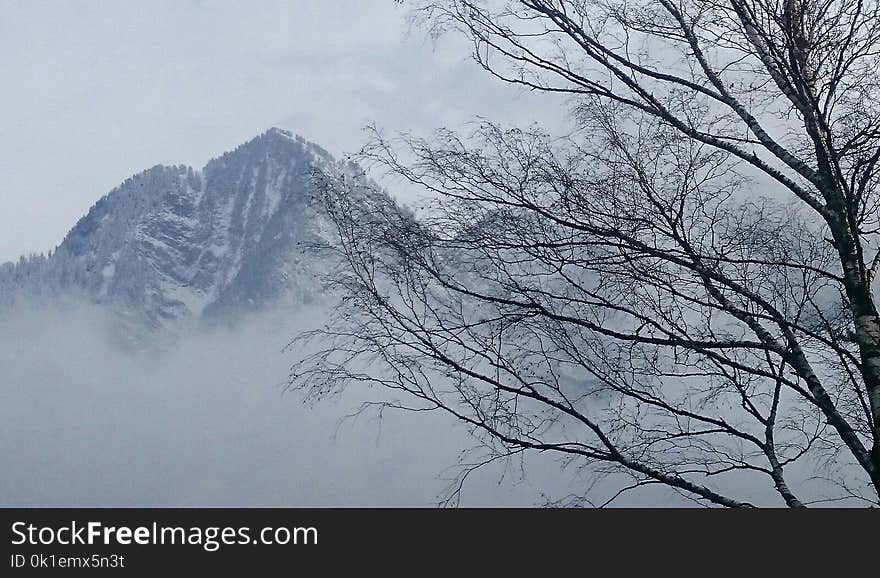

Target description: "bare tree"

left=291, top=0, right=880, bottom=507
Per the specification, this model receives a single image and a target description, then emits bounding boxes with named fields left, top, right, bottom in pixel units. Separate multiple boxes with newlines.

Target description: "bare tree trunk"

left=834, top=222, right=880, bottom=485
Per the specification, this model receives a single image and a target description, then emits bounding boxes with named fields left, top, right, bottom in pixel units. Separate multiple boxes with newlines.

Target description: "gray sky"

left=0, top=0, right=565, bottom=262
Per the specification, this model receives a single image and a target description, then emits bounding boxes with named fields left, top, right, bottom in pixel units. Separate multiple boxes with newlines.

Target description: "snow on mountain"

left=0, top=128, right=357, bottom=330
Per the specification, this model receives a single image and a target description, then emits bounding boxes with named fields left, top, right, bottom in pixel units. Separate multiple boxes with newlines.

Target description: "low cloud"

left=0, top=301, right=574, bottom=507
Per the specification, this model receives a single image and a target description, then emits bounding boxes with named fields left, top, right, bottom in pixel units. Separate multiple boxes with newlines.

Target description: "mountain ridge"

left=0, top=128, right=354, bottom=329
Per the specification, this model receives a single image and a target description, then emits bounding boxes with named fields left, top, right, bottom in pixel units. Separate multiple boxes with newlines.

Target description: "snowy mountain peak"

left=0, top=130, right=349, bottom=329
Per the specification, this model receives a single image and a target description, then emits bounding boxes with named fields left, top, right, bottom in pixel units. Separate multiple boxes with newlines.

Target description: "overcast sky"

left=0, top=0, right=566, bottom=262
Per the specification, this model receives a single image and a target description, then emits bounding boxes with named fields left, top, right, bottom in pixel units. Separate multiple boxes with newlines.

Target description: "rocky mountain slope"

left=0, top=128, right=355, bottom=330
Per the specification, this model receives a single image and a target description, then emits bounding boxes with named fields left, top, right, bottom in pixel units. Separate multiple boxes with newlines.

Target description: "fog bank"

left=0, top=302, right=578, bottom=507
